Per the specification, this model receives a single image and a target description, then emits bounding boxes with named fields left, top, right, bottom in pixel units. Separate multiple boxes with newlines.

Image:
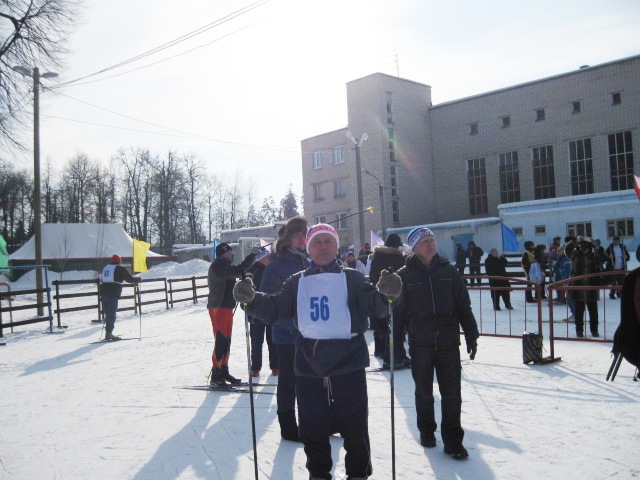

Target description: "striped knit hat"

left=407, top=227, right=435, bottom=251
left=305, top=223, right=339, bottom=253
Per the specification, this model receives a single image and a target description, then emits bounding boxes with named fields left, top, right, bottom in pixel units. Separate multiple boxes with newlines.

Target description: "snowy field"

left=1, top=260, right=639, bottom=479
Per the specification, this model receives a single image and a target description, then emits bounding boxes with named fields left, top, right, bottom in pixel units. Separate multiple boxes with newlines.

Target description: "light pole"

left=13, top=66, right=59, bottom=316
left=346, top=131, right=368, bottom=247
left=362, top=168, right=386, bottom=240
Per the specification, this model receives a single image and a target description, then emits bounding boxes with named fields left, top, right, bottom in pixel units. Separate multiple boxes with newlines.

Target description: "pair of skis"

left=180, top=382, right=277, bottom=394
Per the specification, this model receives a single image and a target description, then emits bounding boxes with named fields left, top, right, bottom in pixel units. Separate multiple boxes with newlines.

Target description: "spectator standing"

left=259, top=216, right=310, bottom=442
left=534, top=244, right=549, bottom=300
left=207, top=243, right=257, bottom=386
left=248, top=247, right=278, bottom=377
left=565, top=236, right=608, bottom=338
left=236, top=223, right=401, bottom=479
left=397, top=227, right=479, bottom=459
left=99, top=254, right=141, bottom=340
left=521, top=241, right=537, bottom=303
left=455, top=243, right=467, bottom=284
left=344, top=251, right=367, bottom=274
left=466, top=241, right=484, bottom=286
left=605, top=236, right=630, bottom=299
left=484, top=248, right=513, bottom=310
left=553, top=241, right=576, bottom=321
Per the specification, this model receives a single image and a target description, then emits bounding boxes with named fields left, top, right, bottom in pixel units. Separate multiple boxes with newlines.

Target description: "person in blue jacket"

left=259, top=216, right=310, bottom=442
left=234, top=223, right=402, bottom=480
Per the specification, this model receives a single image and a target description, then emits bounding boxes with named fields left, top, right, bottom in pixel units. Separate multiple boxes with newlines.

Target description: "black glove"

left=466, top=337, right=477, bottom=360
left=250, top=246, right=261, bottom=256
left=376, top=269, right=403, bottom=300
left=134, top=276, right=142, bottom=283
left=233, top=277, right=256, bottom=304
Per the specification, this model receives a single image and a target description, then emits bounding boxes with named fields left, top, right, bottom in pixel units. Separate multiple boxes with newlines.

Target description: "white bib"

left=297, top=272, right=352, bottom=340
left=101, top=264, right=117, bottom=284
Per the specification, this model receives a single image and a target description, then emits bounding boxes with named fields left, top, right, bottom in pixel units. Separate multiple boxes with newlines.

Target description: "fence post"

left=164, top=278, right=169, bottom=309
left=192, top=276, right=197, bottom=304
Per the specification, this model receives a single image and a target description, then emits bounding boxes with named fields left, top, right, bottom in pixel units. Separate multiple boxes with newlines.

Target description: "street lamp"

left=13, top=66, right=59, bottom=316
left=361, top=168, right=386, bottom=240
left=346, top=131, right=368, bottom=247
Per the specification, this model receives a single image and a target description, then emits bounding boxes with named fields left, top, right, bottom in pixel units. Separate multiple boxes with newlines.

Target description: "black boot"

left=278, top=413, right=301, bottom=442
left=209, top=368, right=227, bottom=386
left=220, top=366, right=241, bottom=385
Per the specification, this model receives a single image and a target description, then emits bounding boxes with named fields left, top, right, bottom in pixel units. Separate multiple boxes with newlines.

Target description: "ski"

left=89, top=337, right=138, bottom=344
left=197, top=382, right=277, bottom=388
left=178, top=385, right=276, bottom=394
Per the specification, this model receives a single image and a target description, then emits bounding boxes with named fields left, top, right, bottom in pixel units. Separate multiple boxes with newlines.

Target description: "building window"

left=392, top=199, right=400, bottom=224
left=572, top=101, right=581, bottom=114
left=498, top=151, right=520, bottom=203
left=567, top=222, right=592, bottom=238
left=467, top=157, right=488, bottom=215
left=535, top=225, right=546, bottom=235
left=313, top=151, right=323, bottom=169
left=501, top=116, right=511, bottom=128
left=607, top=218, right=634, bottom=238
left=569, top=138, right=594, bottom=195
left=513, top=227, right=523, bottom=235
left=535, top=108, right=545, bottom=121
left=388, top=129, right=395, bottom=141
left=532, top=145, right=556, bottom=199
left=334, top=179, right=346, bottom=198
left=389, top=150, right=396, bottom=163
left=390, top=166, right=397, bottom=175
left=314, top=215, right=327, bottom=224
left=391, top=187, right=398, bottom=197
left=612, top=92, right=621, bottom=105
left=332, top=146, right=344, bottom=165
left=313, top=183, right=325, bottom=201
left=469, top=122, right=478, bottom=135
left=609, top=131, right=634, bottom=191
left=336, top=212, right=348, bottom=230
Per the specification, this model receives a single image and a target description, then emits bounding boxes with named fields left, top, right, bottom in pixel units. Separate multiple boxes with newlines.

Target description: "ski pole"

left=388, top=298, right=396, bottom=480
left=241, top=272, right=259, bottom=480
left=606, top=353, right=623, bottom=381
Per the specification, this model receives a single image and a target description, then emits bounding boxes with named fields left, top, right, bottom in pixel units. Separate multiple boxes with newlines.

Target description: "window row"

left=314, top=212, right=348, bottom=230
left=467, top=131, right=635, bottom=215
left=510, top=218, right=634, bottom=241
left=312, top=146, right=345, bottom=169
left=469, top=91, right=623, bottom=135
left=313, top=179, right=347, bottom=201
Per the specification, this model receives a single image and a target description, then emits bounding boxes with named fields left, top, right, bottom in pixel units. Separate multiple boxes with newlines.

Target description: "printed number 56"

left=310, top=296, right=330, bottom=321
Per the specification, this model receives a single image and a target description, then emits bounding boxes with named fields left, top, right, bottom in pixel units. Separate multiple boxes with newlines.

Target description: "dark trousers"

left=297, top=370, right=372, bottom=480
left=410, top=346, right=464, bottom=450
left=100, top=295, right=118, bottom=335
left=490, top=290, right=512, bottom=309
left=249, top=319, right=277, bottom=371
left=274, top=344, right=297, bottom=431
left=469, top=264, right=481, bottom=285
left=575, top=301, right=598, bottom=334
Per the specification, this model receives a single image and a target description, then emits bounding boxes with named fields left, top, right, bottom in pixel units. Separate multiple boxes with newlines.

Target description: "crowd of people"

left=196, top=221, right=633, bottom=479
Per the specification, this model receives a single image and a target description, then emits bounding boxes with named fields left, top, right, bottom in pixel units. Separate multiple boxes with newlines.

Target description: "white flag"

left=370, top=230, right=384, bottom=247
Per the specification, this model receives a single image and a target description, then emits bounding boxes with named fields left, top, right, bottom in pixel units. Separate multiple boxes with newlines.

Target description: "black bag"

left=522, top=333, right=543, bottom=364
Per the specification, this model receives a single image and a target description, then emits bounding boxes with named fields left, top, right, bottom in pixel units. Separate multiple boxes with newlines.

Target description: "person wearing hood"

left=368, top=233, right=410, bottom=368
left=100, top=254, right=141, bottom=341
left=235, top=223, right=402, bottom=480
left=344, top=251, right=367, bottom=275
left=484, top=248, right=513, bottom=310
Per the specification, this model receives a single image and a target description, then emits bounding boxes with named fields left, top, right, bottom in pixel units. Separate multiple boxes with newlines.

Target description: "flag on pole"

left=370, top=230, right=384, bottom=248
left=132, top=239, right=151, bottom=273
left=0, top=233, right=8, bottom=269
left=501, top=223, right=520, bottom=252
left=634, top=175, right=640, bottom=201
left=212, top=239, right=219, bottom=259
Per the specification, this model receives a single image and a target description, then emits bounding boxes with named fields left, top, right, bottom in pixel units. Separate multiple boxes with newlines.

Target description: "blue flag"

left=501, top=223, right=520, bottom=252
left=212, top=240, right=219, bottom=259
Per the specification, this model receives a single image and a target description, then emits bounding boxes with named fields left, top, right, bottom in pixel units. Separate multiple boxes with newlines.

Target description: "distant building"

left=302, top=54, right=640, bottom=251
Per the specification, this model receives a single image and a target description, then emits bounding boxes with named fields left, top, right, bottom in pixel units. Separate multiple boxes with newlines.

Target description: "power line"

left=51, top=0, right=271, bottom=89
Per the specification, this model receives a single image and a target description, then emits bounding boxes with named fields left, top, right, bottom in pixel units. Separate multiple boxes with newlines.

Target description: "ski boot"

left=221, top=366, right=242, bottom=385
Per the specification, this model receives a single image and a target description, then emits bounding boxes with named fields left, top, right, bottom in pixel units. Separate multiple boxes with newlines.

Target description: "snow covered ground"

left=1, top=260, right=638, bottom=479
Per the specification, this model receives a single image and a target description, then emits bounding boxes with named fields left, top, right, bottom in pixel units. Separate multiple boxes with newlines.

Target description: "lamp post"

left=362, top=168, right=386, bottom=240
left=346, top=131, right=368, bottom=247
left=13, top=66, right=59, bottom=316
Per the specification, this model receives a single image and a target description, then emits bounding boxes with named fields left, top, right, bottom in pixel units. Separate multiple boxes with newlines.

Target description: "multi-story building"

left=301, top=54, right=640, bottom=252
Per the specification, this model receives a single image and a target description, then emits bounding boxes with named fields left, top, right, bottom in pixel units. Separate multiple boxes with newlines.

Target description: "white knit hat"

left=407, top=227, right=435, bottom=251
left=305, top=223, right=339, bottom=253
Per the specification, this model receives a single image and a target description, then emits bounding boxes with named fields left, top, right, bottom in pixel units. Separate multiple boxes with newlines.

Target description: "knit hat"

left=305, top=223, right=339, bottom=253
left=384, top=233, right=403, bottom=249
left=111, top=254, right=122, bottom=264
left=407, top=227, right=435, bottom=251
left=215, top=242, right=233, bottom=257
left=255, top=246, right=270, bottom=262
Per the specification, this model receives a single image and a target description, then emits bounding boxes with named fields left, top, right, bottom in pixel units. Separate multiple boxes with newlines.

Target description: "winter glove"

left=376, top=269, right=403, bottom=300
left=233, top=277, right=256, bottom=304
left=250, top=246, right=261, bottom=256
left=133, top=276, right=142, bottom=283
left=466, top=336, right=478, bottom=360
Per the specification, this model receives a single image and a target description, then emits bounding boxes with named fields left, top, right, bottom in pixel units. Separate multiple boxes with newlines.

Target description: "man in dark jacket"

left=466, top=241, right=484, bottom=286
left=259, top=216, right=309, bottom=442
left=397, top=227, right=479, bottom=460
left=100, top=254, right=140, bottom=340
left=605, top=236, right=630, bottom=299
left=248, top=247, right=277, bottom=377
left=207, top=242, right=257, bottom=386
left=484, top=248, right=513, bottom=310
left=455, top=243, right=467, bottom=284
left=234, top=223, right=402, bottom=480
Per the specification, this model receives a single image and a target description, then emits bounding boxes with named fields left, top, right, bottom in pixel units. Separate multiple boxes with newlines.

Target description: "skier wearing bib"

left=233, top=223, right=402, bottom=480
left=99, top=254, right=140, bottom=340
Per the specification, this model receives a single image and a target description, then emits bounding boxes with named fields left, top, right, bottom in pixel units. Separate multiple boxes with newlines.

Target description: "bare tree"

left=0, top=0, right=80, bottom=148
left=182, top=153, right=205, bottom=243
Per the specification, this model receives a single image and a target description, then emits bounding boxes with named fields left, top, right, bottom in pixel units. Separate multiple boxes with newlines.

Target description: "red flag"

left=635, top=175, right=640, bottom=201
